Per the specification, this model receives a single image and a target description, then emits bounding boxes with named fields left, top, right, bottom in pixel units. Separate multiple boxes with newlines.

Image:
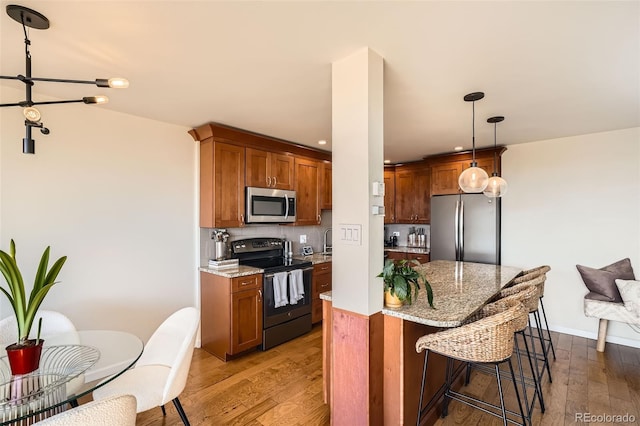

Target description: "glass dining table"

left=0, top=330, right=143, bottom=425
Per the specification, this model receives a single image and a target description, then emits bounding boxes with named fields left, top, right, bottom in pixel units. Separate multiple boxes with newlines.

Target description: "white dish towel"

left=289, top=269, right=305, bottom=304
left=273, top=271, right=289, bottom=308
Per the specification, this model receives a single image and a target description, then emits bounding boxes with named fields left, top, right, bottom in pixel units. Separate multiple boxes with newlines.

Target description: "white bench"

left=584, top=295, right=640, bottom=352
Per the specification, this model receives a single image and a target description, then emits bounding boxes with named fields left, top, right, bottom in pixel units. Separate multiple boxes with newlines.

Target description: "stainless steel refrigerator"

left=430, top=193, right=501, bottom=265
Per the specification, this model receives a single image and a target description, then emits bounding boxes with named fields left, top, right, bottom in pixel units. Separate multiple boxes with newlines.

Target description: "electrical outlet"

left=393, top=232, right=400, bottom=237
left=300, top=234, right=307, bottom=244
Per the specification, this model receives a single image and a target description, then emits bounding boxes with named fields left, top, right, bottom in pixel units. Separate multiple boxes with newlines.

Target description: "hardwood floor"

left=132, top=325, right=640, bottom=426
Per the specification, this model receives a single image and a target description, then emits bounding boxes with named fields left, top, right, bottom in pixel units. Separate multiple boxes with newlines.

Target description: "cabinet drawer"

left=314, top=262, right=332, bottom=274
left=231, top=274, right=262, bottom=293
left=407, top=253, right=430, bottom=264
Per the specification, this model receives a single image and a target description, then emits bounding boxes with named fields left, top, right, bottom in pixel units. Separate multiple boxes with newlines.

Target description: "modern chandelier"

left=0, top=5, right=129, bottom=154
left=458, top=92, right=489, bottom=193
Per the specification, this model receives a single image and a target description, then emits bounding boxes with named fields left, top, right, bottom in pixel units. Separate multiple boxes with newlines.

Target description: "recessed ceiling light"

left=454, top=146, right=463, bottom=151
left=384, top=159, right=391, bottom=164
left=318, top=140, right=327, bottom=145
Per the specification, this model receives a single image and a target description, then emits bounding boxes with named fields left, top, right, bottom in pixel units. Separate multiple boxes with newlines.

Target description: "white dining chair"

left=32, top=394, right=137, bottom=425
left=0, top=310, right=76, bottom=345
left=92, top=307, right=200, bottom=426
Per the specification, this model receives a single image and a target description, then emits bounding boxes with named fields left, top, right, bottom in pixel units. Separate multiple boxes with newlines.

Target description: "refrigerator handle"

left=454, top=199, right=460, bottom=260
left=459, top=199, right=464, bottom=261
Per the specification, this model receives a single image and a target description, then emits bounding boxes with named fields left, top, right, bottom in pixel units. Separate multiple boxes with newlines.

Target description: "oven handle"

left=264, top=266, right=314, bottom=279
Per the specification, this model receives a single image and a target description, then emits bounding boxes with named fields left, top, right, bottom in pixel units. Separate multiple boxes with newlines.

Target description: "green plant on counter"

left=0, top=240, right=67, bottom=345
left=378, top=258, right=433, bottom=307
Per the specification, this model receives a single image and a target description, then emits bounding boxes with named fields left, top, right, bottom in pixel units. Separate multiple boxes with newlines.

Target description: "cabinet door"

left=271, top=153, right=295, bottom=190
left=320, top=161, right=332, bottom=210
left=414, top=168, right=431, bottom=224
left=384, top=169, right=395, bottom=223
left=295, top=157, right=321, bottom=225
left=214, top=142, right=245, bottom=228
left=394, top=169, right=415, bottom=223
left=231, top=287, right=263, bottom=354
left=245, top=148, right=270, bottom=188
left=431, top=162, right=463, bottom=196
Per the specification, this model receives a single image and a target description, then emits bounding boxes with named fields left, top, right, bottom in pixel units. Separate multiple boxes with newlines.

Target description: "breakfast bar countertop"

left=382, top=260, right=522, bottom=328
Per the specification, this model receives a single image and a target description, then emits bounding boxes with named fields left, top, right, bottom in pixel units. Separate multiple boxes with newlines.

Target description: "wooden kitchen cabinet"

left=429, top=148, right=505, bottom=196
left=384, top=168, right=396, bottom=224
left=245, top=147, right=295, bottom=190
left=295, top=157, right=322, bottom=225
left=199, top=141, right=245, bottom=228
left=201, top=272, right=263, bottom=361
left=320, top=161, right=332, bottom=210
left=312, top=262, right=332, bottom=324
left=385, top=251, right=430, bottom=264
left=431, top=162, right=463, bottom=196
left=395, top=163, right=430, bottom=224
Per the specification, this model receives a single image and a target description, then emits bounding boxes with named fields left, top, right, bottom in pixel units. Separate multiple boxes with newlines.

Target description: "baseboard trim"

left=546, top=323, right=640, bottom=349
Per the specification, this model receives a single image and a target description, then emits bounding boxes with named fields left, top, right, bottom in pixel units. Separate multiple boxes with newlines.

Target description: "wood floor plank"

left=131, top=325, right=640, bottom=426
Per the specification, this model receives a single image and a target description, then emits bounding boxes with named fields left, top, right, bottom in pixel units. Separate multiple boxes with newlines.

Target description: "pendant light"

left=0, top=5, right=129, bottom=154
left=458, top=92, right=489, bottom=193
left=483, top=116, right=508, bottom=197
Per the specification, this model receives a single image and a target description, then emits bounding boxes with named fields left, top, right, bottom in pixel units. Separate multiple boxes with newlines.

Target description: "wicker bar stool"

left=465, top=284, right=545, bottom=420
left=416, top=303, right=528, bottom=426
left=500, top=275, right=552, bottom=387
left=515, top=266, right=555, bottom=360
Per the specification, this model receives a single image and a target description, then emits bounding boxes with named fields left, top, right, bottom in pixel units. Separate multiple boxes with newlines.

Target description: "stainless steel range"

left=231, top=237, right=313, bottom=350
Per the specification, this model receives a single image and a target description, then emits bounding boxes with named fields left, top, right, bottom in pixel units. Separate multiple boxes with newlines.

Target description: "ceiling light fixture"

left=458, top=92, right=489, bottom=193
left=483, top=116, right=508, bottom=198
left=454, top=146, right=463, bottom=151
left=318, top=139, right=327, bottom=145
left=0, top=5, right=129, bottom=154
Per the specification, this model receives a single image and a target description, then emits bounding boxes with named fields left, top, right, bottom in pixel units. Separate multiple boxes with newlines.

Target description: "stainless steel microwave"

left=245, top=187, right=296, bottom=223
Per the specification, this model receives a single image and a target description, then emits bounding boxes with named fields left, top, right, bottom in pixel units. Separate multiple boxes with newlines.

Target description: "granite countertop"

left=320, top=291, right=332, bottom=301
left=295, top=253, right=333, bottom=265
left=385, top=246, right=430, bottom=254
left=199, top=265, right=263, bottom=278
left=382, top=260, right=522, bottom=327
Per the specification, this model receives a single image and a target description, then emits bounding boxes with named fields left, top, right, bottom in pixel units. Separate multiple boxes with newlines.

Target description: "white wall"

left=0, top=86, right=197, bottom=341
left=502, top=127, right=640, bottom=347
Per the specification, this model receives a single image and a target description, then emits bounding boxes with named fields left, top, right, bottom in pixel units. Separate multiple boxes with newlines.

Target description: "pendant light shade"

left=483, top=116, right=508, bottom=198
left=458, top=92, right=489, bottom=193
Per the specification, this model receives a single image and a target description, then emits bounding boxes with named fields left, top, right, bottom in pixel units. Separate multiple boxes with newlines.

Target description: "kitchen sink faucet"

left=323, top=228, right=332, bottom=254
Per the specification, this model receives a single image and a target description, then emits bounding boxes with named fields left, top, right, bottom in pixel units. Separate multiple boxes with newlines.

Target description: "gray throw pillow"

left=576, top=258, right=636, bottom=303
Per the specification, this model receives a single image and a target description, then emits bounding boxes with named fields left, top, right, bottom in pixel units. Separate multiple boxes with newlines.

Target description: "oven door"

left=263, top=267, right=312, bottom=328
left=245, top=187, right=296, bottom=223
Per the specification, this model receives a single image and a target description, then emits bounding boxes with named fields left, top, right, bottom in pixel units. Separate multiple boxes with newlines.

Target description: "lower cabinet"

left=385, top=250, right=430, bottom=264
left=201, top=272, right=263, bottom=361
left=312, top=262, right=332, bottom=324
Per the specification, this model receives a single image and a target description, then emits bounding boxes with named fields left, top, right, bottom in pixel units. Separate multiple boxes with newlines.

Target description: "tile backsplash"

left=200, top=211, right=332, bottom=265
left=384, top=223, right=430, bottom=249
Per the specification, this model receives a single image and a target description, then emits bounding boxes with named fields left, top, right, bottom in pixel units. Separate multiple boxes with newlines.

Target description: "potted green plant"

left=378, top=259, right=433, bottom=308
left=0, top=240, right=67, bottom=374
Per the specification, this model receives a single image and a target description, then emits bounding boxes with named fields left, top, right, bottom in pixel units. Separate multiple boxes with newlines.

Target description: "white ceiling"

left=1, top=1, right=638, bottom=163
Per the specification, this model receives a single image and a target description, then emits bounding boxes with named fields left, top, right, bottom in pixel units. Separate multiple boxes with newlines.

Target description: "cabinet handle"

left=317, top=214, right=321, bottom=224
left=240, top=280, right=253, bottom=286
left=240, top=214, right=244, bottom=224
left=258, top=289, right=262, bottom=301
left=267, top=176, right=272, bottom=186
left=320, top=266, right=329, bottom=271
left=273, top=176, right=277, bottom=187
left=320, top=283, right=330, bottom=288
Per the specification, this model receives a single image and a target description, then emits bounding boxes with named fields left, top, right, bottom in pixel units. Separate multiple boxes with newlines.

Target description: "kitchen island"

left=321, top=260, right=522, bottom=425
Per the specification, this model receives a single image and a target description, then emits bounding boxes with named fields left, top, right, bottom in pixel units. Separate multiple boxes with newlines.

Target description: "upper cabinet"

left=190, top=123, right=331, bottom=228
left=199, top=140, right=245, bottom=228
left=295, top=157, right=322, bottom=225
left=395, top=163, right=430, bottom=224
left=383, top=168, right=396, bottom=224
left=320, top=161, right=332, bottom=210
left=246, top=148, right=295, bottom=190
left=428, top=147, right=506, bottom=196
